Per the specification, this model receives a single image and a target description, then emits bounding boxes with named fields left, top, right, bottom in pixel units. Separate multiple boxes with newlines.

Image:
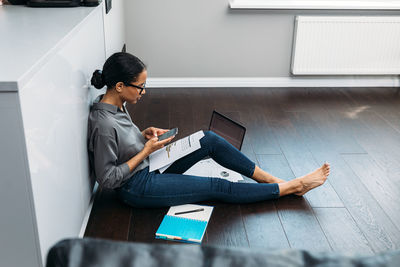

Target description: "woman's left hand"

left=142, top=127, right=169, bottom=140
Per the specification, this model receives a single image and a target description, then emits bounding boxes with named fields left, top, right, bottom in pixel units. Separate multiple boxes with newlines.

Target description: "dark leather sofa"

left=46, top=237, right=400, bottom=267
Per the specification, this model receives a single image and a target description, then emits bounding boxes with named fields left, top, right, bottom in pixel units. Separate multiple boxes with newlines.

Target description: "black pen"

left=175, top=208, right=204, bottom=215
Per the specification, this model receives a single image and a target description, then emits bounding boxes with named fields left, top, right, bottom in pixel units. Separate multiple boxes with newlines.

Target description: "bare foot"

left=295, top=163, right=330, bottom=196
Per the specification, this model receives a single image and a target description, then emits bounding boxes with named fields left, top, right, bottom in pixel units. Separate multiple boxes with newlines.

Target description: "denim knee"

left=203, top=130, right=217, bottom=140
left=202, top=130, right=223, bottom=148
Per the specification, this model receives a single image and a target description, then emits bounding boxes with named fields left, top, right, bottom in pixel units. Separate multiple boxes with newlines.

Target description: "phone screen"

left=158, top=128, right=178, bottom=141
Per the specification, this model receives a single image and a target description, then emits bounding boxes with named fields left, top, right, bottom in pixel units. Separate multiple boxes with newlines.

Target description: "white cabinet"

left=103, top=0, right=127, bottom=57
left=18, top=7, right=105, bottom=264
left=0, top=2, right=121, bottom=266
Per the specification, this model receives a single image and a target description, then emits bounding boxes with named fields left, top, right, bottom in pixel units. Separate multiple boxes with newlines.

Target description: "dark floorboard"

left=84, top=188, right=131, bottom=241
left=289, top=110, right=400, bottom=252
left=267, top=117, right=344, bottom=208
left=129, top=207, right=173, bottom=244
left=313, top=207, right=373, bottom=254
left=342, top=154, right=400, bottom=231
left=257, top=154, right=332, bottom=251
left=240, top=201, right=289, bottom=249
left=276, top=196, right=332, bottom=252
left=204, top=203, right=249, bottom=247
left=85, top=87, right=400, bottom=254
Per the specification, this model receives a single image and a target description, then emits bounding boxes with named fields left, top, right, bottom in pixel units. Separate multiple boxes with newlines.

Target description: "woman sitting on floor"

left=88, top=52, right=330, bottom=208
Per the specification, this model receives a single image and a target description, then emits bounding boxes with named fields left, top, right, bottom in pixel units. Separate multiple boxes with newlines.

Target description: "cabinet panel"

left=18, top=7, right=105, bottom=262
left=0, top=93, right=41, bottom=267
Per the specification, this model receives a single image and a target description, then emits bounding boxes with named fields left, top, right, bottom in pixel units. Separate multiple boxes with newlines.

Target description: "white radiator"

left=291, top=16, right=400, bottom=75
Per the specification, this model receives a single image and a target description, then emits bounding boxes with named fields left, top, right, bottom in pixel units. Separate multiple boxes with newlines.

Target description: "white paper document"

left=183, top=158, right=244, bottom=182
left=158, top=162, right=172, bottom=173
left=149, top=130, right=205, bottom=172
left=167, top=204, right=213, bottom=222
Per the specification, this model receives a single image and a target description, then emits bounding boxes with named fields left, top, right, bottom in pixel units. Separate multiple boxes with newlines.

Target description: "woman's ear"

left=115, top=82, right=124, bottom=93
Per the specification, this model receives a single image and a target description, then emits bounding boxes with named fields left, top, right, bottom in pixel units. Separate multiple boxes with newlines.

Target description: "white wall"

left=124, top=0, right=400, bottom=83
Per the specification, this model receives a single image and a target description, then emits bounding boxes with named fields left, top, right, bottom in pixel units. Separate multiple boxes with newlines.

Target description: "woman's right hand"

left=143, top=135, right=175, bottom=155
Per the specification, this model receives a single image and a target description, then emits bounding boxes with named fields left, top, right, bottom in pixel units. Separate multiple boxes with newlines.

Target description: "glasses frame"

left=124, top=82, right=146, bottom=95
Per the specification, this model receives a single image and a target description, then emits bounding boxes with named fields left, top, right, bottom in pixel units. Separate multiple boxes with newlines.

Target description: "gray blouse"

left=87, top=95, right=149, bottom=189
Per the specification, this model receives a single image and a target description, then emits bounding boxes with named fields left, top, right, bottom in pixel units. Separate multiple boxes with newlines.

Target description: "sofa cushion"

left=46, top=238, right=400, bottom=267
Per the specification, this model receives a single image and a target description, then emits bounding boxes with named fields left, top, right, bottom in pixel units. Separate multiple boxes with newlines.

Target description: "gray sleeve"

left=93, top=134, right=131, bottom=189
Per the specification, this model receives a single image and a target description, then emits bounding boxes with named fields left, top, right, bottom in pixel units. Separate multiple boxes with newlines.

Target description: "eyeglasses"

left=124, top=82, right=146, bottom=95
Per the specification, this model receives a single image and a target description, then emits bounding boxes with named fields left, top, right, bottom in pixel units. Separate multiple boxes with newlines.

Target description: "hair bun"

left=91, top=69, right=106, bottom=89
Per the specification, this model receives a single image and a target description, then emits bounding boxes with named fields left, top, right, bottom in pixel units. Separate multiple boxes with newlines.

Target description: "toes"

left=321, top=167, right=330, bottom=178
left=323, top=164, right=330, bottom=172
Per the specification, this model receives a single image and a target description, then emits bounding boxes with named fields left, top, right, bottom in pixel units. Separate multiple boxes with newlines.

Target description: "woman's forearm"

left=126, top=148, right=150, bottom=172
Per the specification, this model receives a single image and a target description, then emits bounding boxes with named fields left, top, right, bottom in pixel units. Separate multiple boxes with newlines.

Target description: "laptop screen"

left=208, top=111, right=246, bottom=151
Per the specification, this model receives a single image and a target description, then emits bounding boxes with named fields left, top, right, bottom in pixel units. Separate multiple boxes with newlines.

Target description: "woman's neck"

left=100, top=92, right=124, bottom=111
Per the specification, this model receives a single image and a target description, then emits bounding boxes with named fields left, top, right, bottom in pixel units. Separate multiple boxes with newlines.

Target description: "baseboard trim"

left=79, top=183, right=99, bottom=237
left=146, top=77, right=400, bottom=88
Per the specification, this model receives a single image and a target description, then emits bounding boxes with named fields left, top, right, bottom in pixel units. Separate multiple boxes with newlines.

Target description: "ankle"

left=294, top=178, right=304, bottom=194
left=279, top=179, right=303, bottom=196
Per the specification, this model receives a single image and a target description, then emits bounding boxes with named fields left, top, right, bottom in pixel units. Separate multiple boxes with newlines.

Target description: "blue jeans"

left=116, top=131, right=280, bottom=208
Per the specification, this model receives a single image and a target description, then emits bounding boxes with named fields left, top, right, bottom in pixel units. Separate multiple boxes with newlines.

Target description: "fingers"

left=147, top=135, right=175, bottom=151
left=158, top=135, right=175, bottom=145
left=151, top=127, right=158, bottom=137
left=157, top=129, right=169, bottom=136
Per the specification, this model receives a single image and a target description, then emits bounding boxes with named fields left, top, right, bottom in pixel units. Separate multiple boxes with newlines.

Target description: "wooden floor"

left=84, top=87, right=400, bottom=254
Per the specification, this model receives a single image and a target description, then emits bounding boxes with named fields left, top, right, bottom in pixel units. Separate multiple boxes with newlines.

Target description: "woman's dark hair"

left=91, top=52, right=146, bottom=89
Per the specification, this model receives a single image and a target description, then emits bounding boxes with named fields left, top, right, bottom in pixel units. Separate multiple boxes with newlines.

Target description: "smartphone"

left=157, top=128, right=178, bottom=141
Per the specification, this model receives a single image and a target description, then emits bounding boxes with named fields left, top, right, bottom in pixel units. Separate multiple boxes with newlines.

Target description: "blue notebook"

left=156, top=204, right=214, bottom=243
